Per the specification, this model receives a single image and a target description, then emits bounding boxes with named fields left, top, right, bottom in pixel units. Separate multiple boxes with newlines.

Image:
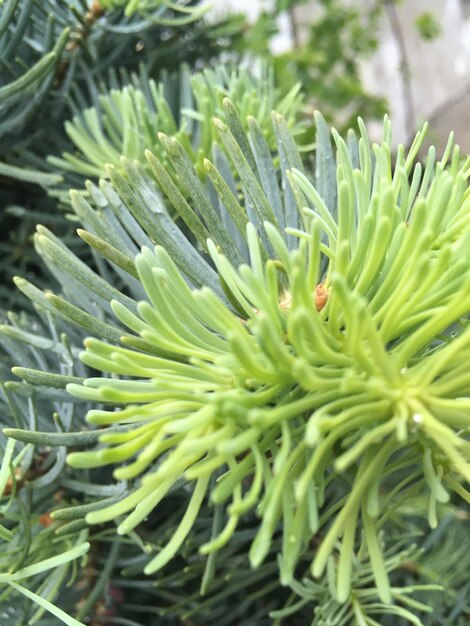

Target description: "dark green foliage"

left=0, top=0, right=238, bottom=156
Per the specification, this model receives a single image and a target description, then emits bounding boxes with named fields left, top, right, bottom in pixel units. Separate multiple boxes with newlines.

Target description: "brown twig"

left=56, top=1, right=106, bottom=83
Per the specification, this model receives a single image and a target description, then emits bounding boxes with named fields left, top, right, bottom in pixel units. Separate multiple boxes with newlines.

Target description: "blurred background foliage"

left=231, top=0, right=388, bottom=130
